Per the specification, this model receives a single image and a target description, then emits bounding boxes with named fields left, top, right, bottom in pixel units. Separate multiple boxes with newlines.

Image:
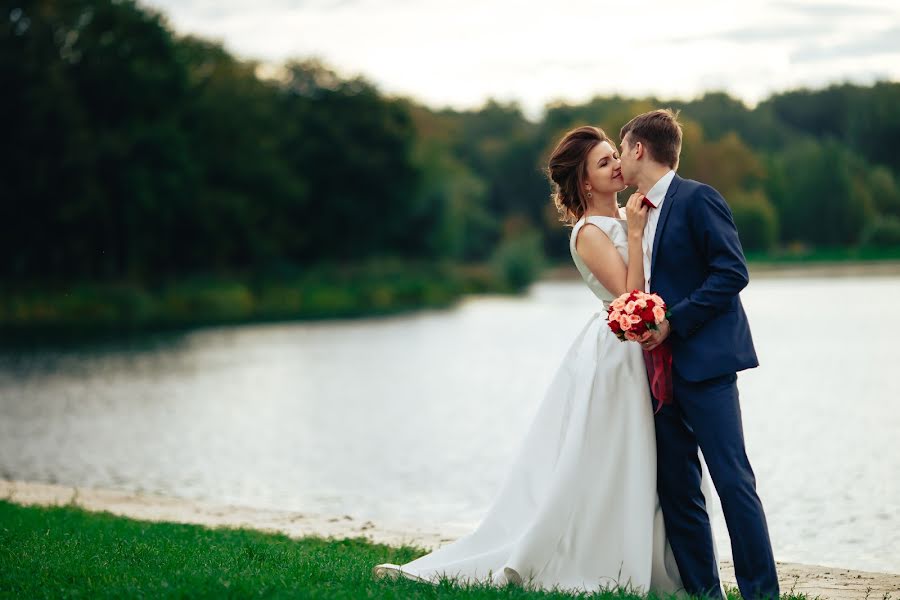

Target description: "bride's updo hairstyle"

left=547, top=126, right=612, bottom=226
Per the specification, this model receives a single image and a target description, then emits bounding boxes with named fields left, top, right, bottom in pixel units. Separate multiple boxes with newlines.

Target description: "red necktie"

left=641, top=196, right=656, bottom=209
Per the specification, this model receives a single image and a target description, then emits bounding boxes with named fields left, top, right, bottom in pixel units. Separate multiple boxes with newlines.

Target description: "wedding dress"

left=374, top=216, right=689, bottom=593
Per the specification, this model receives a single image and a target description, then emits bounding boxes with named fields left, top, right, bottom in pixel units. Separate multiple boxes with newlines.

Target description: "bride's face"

left=584, top=141, right=626, bottom=195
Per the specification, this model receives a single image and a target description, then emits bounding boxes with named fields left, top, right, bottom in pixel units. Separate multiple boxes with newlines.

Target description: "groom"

left=618, top=109, right=779, bottom=600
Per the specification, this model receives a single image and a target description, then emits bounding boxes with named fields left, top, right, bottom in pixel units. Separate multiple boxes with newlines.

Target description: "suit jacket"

left=650, top=174, right=759, bottom=382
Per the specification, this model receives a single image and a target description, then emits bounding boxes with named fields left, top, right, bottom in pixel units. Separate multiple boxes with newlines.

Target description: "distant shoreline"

left=747, top=259, right=900, bottom=278
left=542, top=259, right=900, bottom=281
left=2, top=479, right=897, bottom=600
left=0, top=263, right=507, bottom=343
left=2, top=259, right=898, bottom=344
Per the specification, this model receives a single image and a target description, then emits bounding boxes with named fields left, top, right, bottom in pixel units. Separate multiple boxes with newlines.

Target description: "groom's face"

left=618, top=135, right=639, bottom=186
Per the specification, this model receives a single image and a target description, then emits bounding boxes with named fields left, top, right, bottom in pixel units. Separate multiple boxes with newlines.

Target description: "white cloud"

left=141, top=0, right=900, bottom=115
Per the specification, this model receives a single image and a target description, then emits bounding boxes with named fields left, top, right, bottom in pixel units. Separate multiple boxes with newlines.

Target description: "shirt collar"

left=644, top=170, right=676, bottom=208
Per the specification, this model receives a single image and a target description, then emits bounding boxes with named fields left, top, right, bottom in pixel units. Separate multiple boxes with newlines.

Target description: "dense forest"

left=3, top=1, right=900, bottom=330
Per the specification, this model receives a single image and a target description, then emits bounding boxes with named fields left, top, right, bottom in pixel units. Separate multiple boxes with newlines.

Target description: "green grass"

left=0, top=501, right=804, bottom=600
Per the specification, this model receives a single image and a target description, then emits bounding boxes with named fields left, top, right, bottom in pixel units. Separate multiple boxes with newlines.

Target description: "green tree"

left=679, top=129, right=766, bottom=196
left=861, top=217, right=900, bottom=249
left=491, top=216, right=546, bottom=291
left=176, top=37, right=306, bottom=271
left=769, top=139, right=875, bottom=246
left=673, top=92, right=787, bottom=149
left=407, top=104, right=498, bottom=259
left=847, top=82, right=900, bottom=173
left=728, top=190, right=779, bottom=252
left=867, top=167, right=900, bottom=219
left=1, top=0, right=196, bottom=280
left=278, top=60, right=424, bottom=261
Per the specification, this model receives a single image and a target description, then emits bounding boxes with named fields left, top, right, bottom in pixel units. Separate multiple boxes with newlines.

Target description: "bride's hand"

left=625, top=193, right=649, bottom=236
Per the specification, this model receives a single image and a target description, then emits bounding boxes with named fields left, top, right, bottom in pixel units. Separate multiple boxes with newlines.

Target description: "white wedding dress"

left=374, top=216, right=688, bottom=594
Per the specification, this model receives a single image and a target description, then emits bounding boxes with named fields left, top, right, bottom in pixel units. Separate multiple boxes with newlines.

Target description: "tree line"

left=3, top=0, right=900, bottom=286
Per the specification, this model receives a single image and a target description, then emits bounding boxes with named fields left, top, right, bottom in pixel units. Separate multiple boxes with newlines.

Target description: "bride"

left=374, top=126, right=695, bottom=594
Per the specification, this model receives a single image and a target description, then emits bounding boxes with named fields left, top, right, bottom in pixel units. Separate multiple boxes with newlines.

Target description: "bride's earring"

left=586, top=188, right=593, bottom=199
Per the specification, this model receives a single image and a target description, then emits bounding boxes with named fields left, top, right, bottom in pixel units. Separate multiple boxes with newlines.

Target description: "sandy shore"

left=2, top=479, right=897, bottom=599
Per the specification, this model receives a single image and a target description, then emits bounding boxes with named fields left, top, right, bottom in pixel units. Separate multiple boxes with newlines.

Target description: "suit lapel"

left=650, top=174, right=682, bottom=277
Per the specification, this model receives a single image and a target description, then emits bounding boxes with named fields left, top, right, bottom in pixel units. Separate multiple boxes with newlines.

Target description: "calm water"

left=1, top=276, right=898, bottom=573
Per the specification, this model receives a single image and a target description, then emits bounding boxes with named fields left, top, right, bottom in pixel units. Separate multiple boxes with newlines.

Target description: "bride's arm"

left=574, top=194, right=649, bottom=297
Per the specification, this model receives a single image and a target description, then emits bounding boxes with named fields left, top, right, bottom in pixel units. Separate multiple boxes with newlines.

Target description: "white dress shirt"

left=642, top=170, right=676, bottom=292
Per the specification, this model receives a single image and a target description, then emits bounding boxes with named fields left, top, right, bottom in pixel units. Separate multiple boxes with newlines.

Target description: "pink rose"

left=624, top=331, right=640, bottom=341
left=619, top=315, right=632, bottom=331
left=611, top=298, right=626, bottom=310
left=624, top=301, right=636, bottom=313
left=653, top=306, right=666, bottom=323
left=608, top=309, right=621, bottom=322
left=650, top=294, right=665, bottom=307
left=634, top=296, right=648, bottom=308
left=628, top=313, right=643, bottom=324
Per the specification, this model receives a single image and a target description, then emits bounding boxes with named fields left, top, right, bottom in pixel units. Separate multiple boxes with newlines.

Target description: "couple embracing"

left=375, top=109, right=779, bottom=600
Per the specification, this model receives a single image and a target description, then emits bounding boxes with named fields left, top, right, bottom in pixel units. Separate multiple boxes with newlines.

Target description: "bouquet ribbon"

left=643, top=342, right=673, bottom=414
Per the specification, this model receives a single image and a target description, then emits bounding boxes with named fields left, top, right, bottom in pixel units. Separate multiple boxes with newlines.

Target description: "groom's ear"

left=633, top=140, right=644, bottom=160
left=622, top=134, right=642, bottom=160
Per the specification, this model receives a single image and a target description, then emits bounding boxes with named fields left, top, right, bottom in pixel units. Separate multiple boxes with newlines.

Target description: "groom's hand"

left=642, top=319, right=671, bottom=352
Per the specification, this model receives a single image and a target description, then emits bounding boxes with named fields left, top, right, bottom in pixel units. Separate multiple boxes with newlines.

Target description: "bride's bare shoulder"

left=573, top=220, right=616, bottom=255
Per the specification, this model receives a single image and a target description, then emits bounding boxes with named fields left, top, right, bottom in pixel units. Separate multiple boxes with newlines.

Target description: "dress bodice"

left=569, top=216, right=630, bottom=304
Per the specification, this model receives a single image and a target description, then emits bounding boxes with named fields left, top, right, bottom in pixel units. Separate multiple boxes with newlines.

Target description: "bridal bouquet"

left=607, top=290, right=666, bottom=341
left=607, top=290, right=673, bottom=412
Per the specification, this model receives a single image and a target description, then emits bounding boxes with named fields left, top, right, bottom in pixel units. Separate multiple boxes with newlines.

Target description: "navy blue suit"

left=650, top=175, right=779, bottom=600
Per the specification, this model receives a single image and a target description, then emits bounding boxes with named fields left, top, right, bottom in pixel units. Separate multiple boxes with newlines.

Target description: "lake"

left=1, top=275, right=898, bottom=573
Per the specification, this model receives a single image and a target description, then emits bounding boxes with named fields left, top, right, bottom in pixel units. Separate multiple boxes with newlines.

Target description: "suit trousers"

left=654, top=370, right=779, bottom=600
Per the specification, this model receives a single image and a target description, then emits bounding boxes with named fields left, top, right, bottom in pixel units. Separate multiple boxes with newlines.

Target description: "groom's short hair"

left=620, top=109, right=682, bottom=169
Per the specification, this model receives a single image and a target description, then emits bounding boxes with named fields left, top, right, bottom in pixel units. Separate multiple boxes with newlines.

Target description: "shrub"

left=861, top=217, right=900, bottom=249
left=728, top=190, right=779, bottom=252
left=490, top=227, right=546, bottom=292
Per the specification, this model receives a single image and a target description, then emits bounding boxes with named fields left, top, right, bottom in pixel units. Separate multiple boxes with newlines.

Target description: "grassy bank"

left=0, top=261, right=514, bottom=342
left=6, top=246, right=896, bottom=343
left=743, top=245, right=900, bottom=263
left=0, top=501, right=799, bottom=599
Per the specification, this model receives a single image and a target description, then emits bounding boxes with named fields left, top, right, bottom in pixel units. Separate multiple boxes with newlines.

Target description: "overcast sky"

left=142, top=0, right=900, bottom=116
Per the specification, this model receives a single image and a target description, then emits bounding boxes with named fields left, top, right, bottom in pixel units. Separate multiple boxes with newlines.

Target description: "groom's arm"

left=666, top=185, right=750, bottom=339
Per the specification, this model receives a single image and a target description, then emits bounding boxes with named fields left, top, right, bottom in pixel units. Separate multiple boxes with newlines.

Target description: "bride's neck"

left=583, top=193, right=618, bottom=219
